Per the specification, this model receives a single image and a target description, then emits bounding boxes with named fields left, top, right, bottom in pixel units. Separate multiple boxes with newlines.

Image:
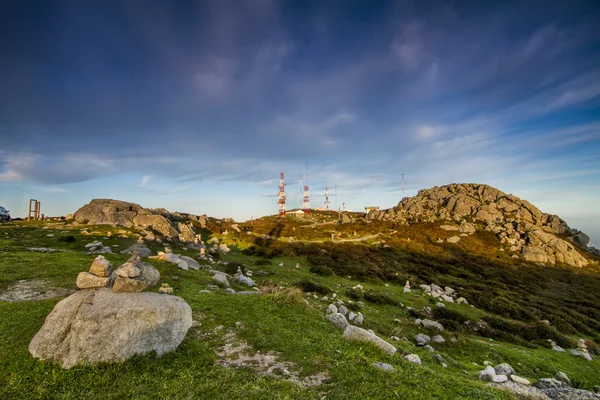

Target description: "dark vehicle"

left=0, top=206, right=11, bottom=221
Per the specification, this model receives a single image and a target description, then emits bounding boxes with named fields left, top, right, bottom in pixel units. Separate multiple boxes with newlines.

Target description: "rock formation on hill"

left=72, top=199, right=210, bottom=241
left=370, top=183, right=592, bottom=268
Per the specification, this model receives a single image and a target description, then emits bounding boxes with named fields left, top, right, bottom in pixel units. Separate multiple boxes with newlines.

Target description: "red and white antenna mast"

left=324, top=186, right=330, bottom=210
left=277, top=172, right=287, bottom=218
left=303, top=163, right=310, bottom=212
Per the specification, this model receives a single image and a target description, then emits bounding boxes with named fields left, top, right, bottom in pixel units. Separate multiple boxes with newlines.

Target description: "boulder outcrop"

left=72, top=199, right=209, bottom=241
left=371, top=183, right=591, bottom=268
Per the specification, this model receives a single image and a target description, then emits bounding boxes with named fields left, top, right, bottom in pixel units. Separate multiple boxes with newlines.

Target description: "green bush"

left=293, top=279, right=330, bottom=295
left=309, top=265, right=335, bottom=276
left=364, top=291, right=397, bottom=306
left=346, top=288, right=363, bottom=301
left=58, top=235, right=76, bottom=243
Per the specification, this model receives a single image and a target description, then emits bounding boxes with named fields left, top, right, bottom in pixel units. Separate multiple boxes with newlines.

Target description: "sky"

left=1, top=1, right=600, bottom=246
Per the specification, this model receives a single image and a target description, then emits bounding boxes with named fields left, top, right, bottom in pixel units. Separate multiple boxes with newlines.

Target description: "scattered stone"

left=492, top=375, right=509, bottom=383
left=326, top=313, right=349, bottom=331
left=436, top=302, right=446, bottom=308
left=533, top=378, right=564, bottom=389
left=180, top=256, right=200, bottom=270
left=431, top=335, right=445, bottom=343
left=373, top=362, right=395, bottom=372
left=28, top=288, right=192, bottom=368
left=479, top=366, right=497, bottom=382
left=421, top=319, right=444, bottom=331
left=348, top=311, right=356, bottom=321
left=354, top=312, right=364, bottom=325
left=403, top=280, right=411, bottom=293
left=342, top=326, right=397, bottom=356
left=510, top=375, right=531, bottom=386
left=120, top=243, right=152, bottom=258
left=555, top=372, right=571, bottom=386
left=212, top=273, right=230, bottom=289
left=424, top=345, right=435, bottom=352
left=447, top=236, right=461, bottom=243
left=456, top=297, right=469, bottom=305
left=571, top=349, right=593, bottom=361
left=495, top=363, right=515, bottom=377
left=327, top=304, right=338, bottom=314
left=338, top=305, right=348, bottom=315
left=415, top=334, right=431, bottom=346
left=404, top=354, right=421, bottom=365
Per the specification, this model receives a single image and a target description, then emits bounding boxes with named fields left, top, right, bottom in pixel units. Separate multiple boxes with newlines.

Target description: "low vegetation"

left=1, top=218, right=599, bottom=399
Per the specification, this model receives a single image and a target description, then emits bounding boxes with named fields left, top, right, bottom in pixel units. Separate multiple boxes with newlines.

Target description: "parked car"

left=0, top=206, right=11, bottom=221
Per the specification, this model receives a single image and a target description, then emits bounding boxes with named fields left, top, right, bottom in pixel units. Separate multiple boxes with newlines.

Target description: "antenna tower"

left=303, top=164, right=310, bottom=212
left=402, top=171, right=405, bottom=196
left=324, top=186, right=330, bottom=210
left=277, top=172, right=287, bottom=218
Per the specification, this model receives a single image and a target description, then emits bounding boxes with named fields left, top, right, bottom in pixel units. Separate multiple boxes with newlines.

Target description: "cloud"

left=138, top=175, right=152, bottom=187
left=42, top=187, right=71, bottom=193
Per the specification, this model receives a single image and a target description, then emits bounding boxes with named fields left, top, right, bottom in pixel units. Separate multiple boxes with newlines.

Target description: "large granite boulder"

left=28, top=288, right=192, bottom=368
left=73, top=199, right=143, bottom=227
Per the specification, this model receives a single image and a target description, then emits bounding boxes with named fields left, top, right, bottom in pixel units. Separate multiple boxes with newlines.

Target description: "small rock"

left=510, top=375, right=531, bottom=386
left=570, top=349, right=593, bottom=361
left=326, top=304, right=338, bottom=315
left=348, top=311, right=356, bottom=321
left=456, top=297, right=468, bottom=305
left=373, top=362, right=395, bottom=372
left=415, top=334, right=431, bottom=346
left=404, top=354, right=421, bottom=365
left=326, top=313, right=349, bottom=331
left=431, top=335, right=445, bottom=343
left=76, top=272, right=110, bottom=289
left=421, top=319, right=444, bottom=332
left=533, top=378, right=564, bottom=389
left=338, top=305, right=348, bottom=315
left=555, top=371, right=571, bottom=386
left=343, top=326, right=396, bottom=356
left=479, top=366, right=496, bottom=382
left=494, top=363, right=515, bottom=377
left=424, top=345, right=435, bottom=352
left=492, top=374, right=508, bottom=383
left=212, top=273, right=230, bottom=289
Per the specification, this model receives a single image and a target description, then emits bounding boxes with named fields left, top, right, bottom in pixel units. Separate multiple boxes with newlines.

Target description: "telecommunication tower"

left=277, top=172, right=287, bottom=218
left=324, top=186, right=330, bottom=210
left=402, top=171, right=405, bottom=196
left=302, top=164, right=310, bottom=212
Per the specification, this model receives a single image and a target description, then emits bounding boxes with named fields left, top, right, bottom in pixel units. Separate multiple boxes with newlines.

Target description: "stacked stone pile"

left=76, top=256, right=112, bottom=289
left=84, top=241, right=112, bottom=254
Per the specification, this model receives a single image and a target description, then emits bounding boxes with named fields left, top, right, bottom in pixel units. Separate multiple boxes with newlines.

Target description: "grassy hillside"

left=1, top=219, right=599, bottom=399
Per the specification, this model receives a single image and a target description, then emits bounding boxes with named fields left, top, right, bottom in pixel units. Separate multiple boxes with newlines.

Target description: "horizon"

left=1, top=1, right=599, bottom=246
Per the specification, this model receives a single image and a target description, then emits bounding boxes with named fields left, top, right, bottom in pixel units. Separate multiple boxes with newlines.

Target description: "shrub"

left=222, top=261, right=245, bottom=275
left=346, top=288, right=363, bottom=301
left=58, top=235, right=76, bottom=243
left=260, top=283, right=304, bottom=305
left=364, top=291, right=397, bottom=306
left=293, top=279, right=330, bottom=295
left=432, top=308, right=468, bottom=324
left=254, top=259, right=271, bottom=266
left=309, top=265, right=335, bottom=276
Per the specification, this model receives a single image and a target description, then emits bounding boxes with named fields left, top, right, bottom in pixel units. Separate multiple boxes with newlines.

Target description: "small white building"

left=288, top=210, right=305, bottom=218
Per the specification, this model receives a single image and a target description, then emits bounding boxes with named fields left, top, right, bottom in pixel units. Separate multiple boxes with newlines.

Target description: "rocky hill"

left=72, top=199, right=211, bottom=242
left=369, top=183, right=593, bottom=268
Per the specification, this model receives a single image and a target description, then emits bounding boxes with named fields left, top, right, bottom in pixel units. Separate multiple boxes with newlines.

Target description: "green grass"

left=1, top=221, right=599, bottom=399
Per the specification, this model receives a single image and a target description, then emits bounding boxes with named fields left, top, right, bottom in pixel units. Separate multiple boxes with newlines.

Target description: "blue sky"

left=1, top=1, right=599, bottom=245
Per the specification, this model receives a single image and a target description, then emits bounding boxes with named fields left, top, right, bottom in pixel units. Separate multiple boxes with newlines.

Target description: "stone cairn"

left=76, top=254, right=161, bottom=294
left=76, top=256, right=112, bottom=289
left=159, top=283, right=173, bottom=294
